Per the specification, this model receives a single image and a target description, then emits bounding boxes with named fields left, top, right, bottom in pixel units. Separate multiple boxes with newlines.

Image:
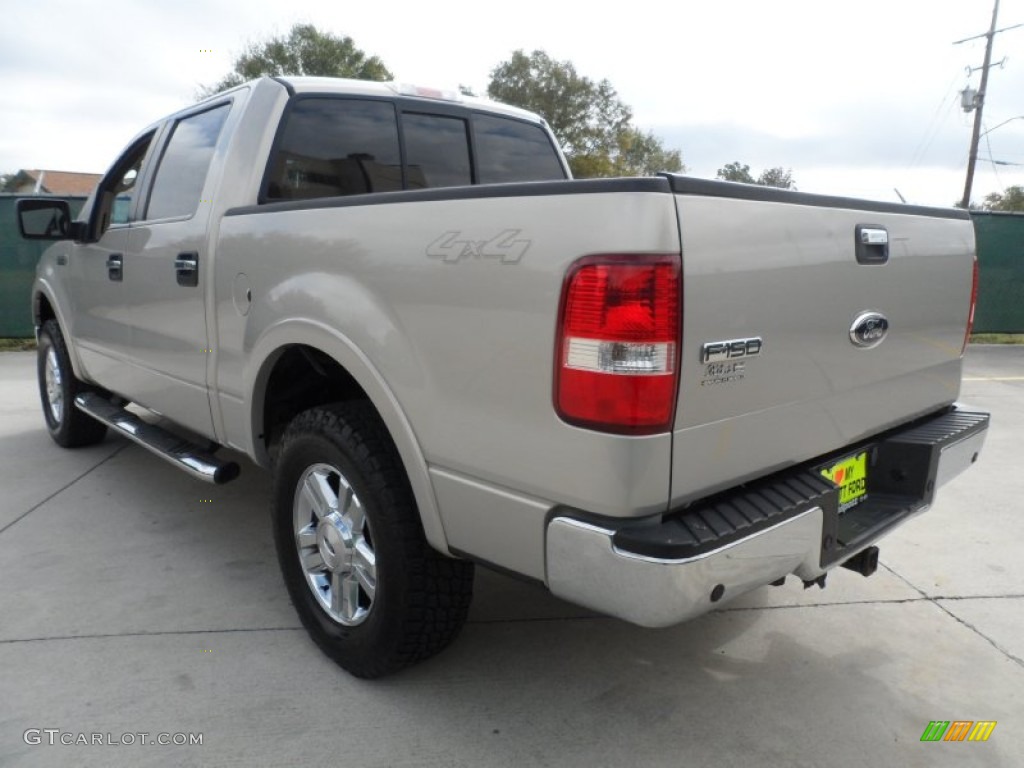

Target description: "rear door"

left=114, top=101, right=233, bottom=436
left=667, top=177, right=976, bottom=505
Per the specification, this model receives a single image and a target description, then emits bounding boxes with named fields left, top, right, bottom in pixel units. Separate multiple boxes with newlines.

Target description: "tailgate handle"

left=175, top=252, right=199, bottom=287
left=855, top=225, right=888, bottom=264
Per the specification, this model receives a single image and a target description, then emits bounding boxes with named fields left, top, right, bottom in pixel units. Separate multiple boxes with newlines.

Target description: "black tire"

left=272, top=402, right=474, bottom=678
left=37, top=319, right=107, bottom=448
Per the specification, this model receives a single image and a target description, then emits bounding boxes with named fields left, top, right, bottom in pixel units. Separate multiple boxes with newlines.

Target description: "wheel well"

left=35, top=293, right=56, bottom=328
left=261, top=345, right=371, bottom=457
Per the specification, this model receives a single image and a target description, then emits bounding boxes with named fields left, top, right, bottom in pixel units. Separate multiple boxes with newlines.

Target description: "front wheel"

left=37, top=319, right=107, bottom=448
left=272, top=403, right=473, bottom=678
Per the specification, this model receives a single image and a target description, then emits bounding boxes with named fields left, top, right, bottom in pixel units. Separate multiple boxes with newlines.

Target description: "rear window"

left=473, top=115, right=565, bottom=184
left=265, top=99, right=402, bottom=201
left=261, top=98, right=566, bottom=203
left=402, top=113, right=471, bottom=189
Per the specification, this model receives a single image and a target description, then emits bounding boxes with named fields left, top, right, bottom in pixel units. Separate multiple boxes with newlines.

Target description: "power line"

left=907, top=72, right=961, bottom=170
left=983, top=124, right=1004, bottom=189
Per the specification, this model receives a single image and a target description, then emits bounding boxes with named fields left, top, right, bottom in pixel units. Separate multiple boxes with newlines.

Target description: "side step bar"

left=74, top=393, right=240, bottom=484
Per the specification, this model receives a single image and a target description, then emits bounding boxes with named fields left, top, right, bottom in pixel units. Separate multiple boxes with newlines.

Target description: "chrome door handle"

left=106, top=253, right=123, bottom=282
left=175, top=252, right=199, bottom=287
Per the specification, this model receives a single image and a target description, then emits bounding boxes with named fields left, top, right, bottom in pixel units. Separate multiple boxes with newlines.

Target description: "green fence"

left=0, top=194, right=86, bottom=337
left=971, top=211, right=1024, bottom=333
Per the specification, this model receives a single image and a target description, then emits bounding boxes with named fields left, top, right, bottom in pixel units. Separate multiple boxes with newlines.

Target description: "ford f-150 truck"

left=18, top=76, right=989, bottom=678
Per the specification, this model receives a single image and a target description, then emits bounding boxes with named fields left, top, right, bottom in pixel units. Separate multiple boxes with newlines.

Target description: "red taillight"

left=555, top=254, right=681, bottom=434
left=962, top=257, right=979, bottom=355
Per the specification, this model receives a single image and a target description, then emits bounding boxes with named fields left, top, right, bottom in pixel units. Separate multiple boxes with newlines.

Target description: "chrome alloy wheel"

left=293, top=463, right=377, bottom=626
left=44, top=346, right=63, bottom=424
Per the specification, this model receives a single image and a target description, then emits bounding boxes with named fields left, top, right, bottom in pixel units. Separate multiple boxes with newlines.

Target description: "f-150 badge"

left=426, top=229, right=531, bottom=264
left=701, top=337, right=763, bottom=364
left=700, top=337, right=762, bottom=387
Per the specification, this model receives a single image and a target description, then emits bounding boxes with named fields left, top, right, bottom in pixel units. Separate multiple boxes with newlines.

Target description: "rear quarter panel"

left=213, top=184, right=681, bottom=574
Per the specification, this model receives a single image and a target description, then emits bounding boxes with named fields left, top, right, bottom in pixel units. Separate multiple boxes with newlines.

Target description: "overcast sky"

left=2, top=0, right=1022, bottom=206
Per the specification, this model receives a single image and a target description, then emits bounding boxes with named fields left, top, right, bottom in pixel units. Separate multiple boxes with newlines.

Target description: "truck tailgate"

left=666, top=176, right=976, bottom=506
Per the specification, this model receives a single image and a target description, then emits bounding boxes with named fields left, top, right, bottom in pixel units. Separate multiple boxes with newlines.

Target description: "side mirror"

left=16, top=198, right=82, bottom=241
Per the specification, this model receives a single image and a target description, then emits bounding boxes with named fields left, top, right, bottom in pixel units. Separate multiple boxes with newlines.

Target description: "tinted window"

left=474, top=115, right=565, bottom=184
left=146, top=104, right=230, bottom=220
left=402, top=113, right=471, bottom=189
left=265, top=99, right=402, bottom=201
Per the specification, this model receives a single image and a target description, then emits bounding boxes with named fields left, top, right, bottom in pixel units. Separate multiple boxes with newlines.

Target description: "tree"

left=0, top=172, right=15, bottom=192
left=487, top=50, right=683, bottom=178
left=613, top=127, right=686, bottom=177
left=716, top=162, right=755, bottom=184
left=717, top=162, right=796, bottom=189
left=756, top=167, right=796, bottom=189
left=982, top=185, right=1024, bottom=212
left=198, top=24, right=392, bottom=98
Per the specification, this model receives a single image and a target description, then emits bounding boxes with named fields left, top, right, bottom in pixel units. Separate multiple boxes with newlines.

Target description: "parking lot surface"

left=1, top=346, right=1021, bottom=767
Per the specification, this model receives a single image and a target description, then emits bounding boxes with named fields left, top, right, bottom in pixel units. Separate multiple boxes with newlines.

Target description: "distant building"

left=3, top=169, right=101, bottom=197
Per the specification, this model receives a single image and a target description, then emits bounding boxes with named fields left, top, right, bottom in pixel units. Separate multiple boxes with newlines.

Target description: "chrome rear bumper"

left=545, top=406, right=988, bottom=628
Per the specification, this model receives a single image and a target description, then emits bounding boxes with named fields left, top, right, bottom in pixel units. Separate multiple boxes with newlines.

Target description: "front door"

left=71, top=132, right=157, bottom=388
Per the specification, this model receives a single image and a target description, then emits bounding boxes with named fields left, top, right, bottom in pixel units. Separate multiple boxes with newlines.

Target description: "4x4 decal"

left=426, top=229, right=531, bottom=264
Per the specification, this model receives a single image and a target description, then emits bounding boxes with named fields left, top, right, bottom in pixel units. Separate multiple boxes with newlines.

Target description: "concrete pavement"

left=1, top=347, right=1021, bottom=767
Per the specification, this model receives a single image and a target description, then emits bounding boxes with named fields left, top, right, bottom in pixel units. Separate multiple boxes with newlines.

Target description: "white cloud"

left=2, top=0, right=1022, bottom=204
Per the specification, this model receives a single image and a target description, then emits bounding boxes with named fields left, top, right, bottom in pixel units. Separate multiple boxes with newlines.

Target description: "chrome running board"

left=74, top=392, right=240, bottom=484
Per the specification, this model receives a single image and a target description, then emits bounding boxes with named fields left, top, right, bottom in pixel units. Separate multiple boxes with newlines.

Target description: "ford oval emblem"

left=849, top=312, right=889, bottom=348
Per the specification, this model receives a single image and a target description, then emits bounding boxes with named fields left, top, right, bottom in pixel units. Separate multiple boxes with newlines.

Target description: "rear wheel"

left=37, top=319, right=107, bottom=448
left=272, top=402, right=474, bottom=678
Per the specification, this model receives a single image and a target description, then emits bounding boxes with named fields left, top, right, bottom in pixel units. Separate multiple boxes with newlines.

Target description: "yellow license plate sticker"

left=821, top=451, right=868, bottom=512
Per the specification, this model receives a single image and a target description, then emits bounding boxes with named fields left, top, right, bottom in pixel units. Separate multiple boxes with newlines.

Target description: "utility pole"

left=959, top=0, right=1000, bottom=209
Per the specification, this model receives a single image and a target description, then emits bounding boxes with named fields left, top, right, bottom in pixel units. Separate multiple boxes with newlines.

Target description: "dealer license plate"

left=820, top=451, right=868, bottom=513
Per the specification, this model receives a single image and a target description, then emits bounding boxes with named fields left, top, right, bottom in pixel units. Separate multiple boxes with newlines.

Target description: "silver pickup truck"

left=18, top=76, right=989, bottom=678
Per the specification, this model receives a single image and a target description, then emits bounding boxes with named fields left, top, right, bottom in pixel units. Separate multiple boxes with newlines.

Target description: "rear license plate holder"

left=820, top=451, right=868, bottom=514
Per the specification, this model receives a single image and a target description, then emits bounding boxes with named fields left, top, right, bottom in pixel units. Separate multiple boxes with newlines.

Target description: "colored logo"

left=920, top=720, right=997, bottom=742
left=820, top=451, right=868, bottom=512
